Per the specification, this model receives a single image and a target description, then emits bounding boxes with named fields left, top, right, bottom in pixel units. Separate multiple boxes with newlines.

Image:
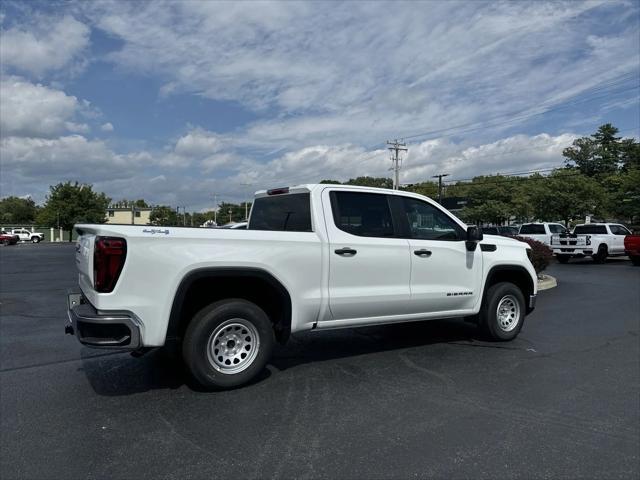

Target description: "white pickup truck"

left=11, top=228, right=44, bottom=243
left=66, top=184, right=538, bottom=389
left=551, top=223, right=632, bottom=263
left=518, top=222, right=567, bottom=246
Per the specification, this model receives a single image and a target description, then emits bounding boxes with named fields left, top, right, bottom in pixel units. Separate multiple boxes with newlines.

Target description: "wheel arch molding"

left=166, top=267, right=293, bottom=345
left=482, top=265, right=536, bottom=314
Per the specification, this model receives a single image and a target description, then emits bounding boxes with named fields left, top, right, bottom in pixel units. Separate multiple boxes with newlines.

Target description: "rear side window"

left=482, top=227, right=498, bottom=235
left=520, top=224, right=545, bottom=234
left=574, top=225, right=607, bottom=235
left=249, top=193, right=312, bottom=231
left=330, top=192, right=394, bottom=237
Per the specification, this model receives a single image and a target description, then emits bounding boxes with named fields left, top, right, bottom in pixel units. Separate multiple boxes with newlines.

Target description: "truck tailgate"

left=75, top=232, right=95, bottom=289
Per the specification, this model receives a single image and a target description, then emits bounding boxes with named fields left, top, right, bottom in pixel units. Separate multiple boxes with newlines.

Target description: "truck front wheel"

left=182, top=299, right=275, bottom=390
left=31, top=236, right=40, bottom=243
left=480, top=282, right=526, bottom=341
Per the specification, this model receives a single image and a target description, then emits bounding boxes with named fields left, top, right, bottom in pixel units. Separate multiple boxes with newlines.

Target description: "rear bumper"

left=66, top=292, right=141, bottom=349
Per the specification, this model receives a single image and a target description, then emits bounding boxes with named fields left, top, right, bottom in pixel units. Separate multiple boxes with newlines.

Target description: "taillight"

left=94, top=236, right=127, bottom=293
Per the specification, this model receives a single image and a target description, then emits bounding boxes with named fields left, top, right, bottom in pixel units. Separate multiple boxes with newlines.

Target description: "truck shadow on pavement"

left=81, top=318, right=484, bottom=396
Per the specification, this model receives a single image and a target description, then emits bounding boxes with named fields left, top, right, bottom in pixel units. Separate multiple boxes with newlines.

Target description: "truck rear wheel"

left=182, top=299, right=274, bottom=390
left=480, top=282, right=526, bottom=341
left=592, top=245, right=607, bottom=264
left=630, top=256, right=640, bottom=266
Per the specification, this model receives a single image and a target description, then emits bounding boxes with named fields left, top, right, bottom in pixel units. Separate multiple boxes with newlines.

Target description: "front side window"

left=330, top=192, right=394, bottom=237
left=549, top=224, right=567, bottom=234
left=520, top=224, right=545, bottom=235
left=574, top=225, right=607, bottom=235
left=609, top=225, right=630, bottom=236
left=402, top=197, right=463, bottom=240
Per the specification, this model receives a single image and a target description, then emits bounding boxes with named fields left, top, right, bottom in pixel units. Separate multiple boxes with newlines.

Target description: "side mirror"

left=466, top=226, right=483, bottom=251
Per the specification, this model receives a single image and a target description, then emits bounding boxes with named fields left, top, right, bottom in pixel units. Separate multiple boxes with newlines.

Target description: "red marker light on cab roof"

left=267, top=187, right=289, bottom=195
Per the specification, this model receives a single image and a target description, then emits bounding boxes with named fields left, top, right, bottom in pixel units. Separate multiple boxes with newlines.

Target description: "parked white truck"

left=518, top=222, right=568, bottom=246
left=11, top=228, right=44, bottom=243
left=551, top=223, right=631, bottom=263
left=66, top=184, right=538, bottom=389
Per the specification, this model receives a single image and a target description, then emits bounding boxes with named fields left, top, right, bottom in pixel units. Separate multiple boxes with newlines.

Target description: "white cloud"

left=224, top=132, right=578, bottom=194
left=0, top=15, right=90, bottom=77
left=173, top=128, right=222, bottom=157
left=0, top=77, right=87, bottom=138
left=0, top=135, right=141, bottom=179
left=100, top=122, right=114, bottom=132
left=82, top=0, right=637, bottom=153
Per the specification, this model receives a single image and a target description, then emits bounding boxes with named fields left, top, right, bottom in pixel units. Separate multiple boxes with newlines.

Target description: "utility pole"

left=431, top=173, right=450, bottom=203
left=387, top=139, right=408, bottom=190
left=212, top=194, right=218, bottom=225
left=240, top=183, right=254, bottom=220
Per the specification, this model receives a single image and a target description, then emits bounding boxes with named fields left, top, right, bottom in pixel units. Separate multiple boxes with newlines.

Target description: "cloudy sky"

left=1, top=0, right=638, bottom=209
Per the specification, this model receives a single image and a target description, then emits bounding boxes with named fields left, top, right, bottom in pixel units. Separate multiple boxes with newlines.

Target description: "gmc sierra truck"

left=551, top=223, right=631, bottom=263
left=66, top=184, right=538, bottom=389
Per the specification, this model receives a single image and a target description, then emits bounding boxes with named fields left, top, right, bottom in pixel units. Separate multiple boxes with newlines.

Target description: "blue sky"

left=1, top=0, right=638, bottom=210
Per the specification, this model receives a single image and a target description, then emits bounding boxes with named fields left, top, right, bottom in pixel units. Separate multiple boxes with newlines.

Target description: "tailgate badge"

left=142, top=228, right=170, bottom=235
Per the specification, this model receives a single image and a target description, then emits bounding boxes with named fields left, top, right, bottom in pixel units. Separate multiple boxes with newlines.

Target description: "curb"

left=537, top=274, right=557, bottom=291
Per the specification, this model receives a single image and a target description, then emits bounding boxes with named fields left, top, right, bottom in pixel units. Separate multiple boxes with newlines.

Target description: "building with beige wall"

left=105, top=207, right=152, bottom=225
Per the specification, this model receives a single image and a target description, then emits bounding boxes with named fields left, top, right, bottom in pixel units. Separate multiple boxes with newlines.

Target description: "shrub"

left=514, top=236, right=553, bottom=275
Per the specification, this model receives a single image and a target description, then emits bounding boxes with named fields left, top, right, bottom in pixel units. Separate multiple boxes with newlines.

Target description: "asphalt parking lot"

left=1, top=243, right=638, bottom=479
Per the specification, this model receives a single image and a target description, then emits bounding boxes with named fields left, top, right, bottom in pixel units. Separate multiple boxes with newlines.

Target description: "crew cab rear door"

left=322, top=189, right=411, bottom=321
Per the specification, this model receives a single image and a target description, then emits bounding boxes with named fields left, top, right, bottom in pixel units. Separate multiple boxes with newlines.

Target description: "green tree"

left=620, top=138, right=640, bottom=171
left=345, top=176, right=393, bottom=188
left=36, top=182, right=111, bottom=240
left=150, top=206, right=178, bottom=226
left=0, top=196, right=38, bottom=224
left=113, top=199, right=149, bottom=208
left=319, top=177, right=393, bottom=188
left=563, top=123, right=638, bottom=177
left=218, top=202, right=251, bottom=224
left=401, top=181, right=439, bottom=199
left=529, top=170, right=605, bottom=225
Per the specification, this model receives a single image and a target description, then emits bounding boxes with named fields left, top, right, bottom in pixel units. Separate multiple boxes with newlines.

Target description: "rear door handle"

left=335, top=247, right=357, bottom=256
left=414, top=249, right=432, bottom=257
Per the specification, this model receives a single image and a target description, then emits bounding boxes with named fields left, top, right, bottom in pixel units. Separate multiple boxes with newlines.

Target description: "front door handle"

left=414, top=249, right=432, bottom=257
left=335, top=247, right=357, bottom=256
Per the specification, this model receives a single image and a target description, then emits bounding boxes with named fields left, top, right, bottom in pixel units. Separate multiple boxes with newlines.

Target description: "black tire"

left=556, top=255, right=571, bottom=264
left=631, top=256, right=640, bottom=266
left=480, top=282, right=526, bottom=341
left=31, top=236, right=40, bottom=243
left=182, top=299, right=274, bottom=390
left=592, top=245, right=607, bottom=264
